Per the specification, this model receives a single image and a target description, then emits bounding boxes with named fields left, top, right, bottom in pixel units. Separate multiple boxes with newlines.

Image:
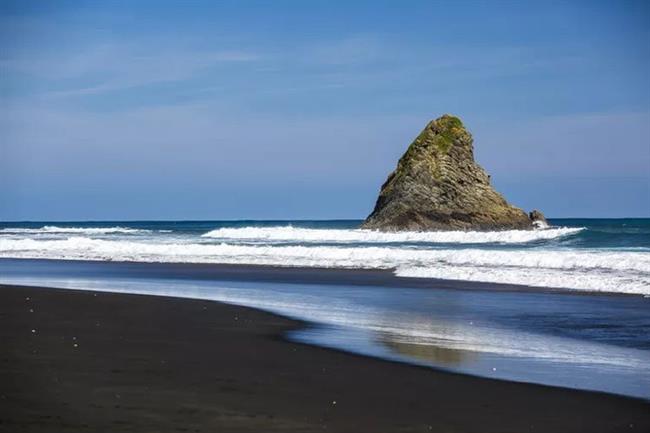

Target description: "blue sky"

left=1, top=0, right=649, bottom=220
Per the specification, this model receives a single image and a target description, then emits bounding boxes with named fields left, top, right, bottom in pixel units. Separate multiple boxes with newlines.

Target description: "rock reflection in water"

left=382, top=337, right=477, bottom=366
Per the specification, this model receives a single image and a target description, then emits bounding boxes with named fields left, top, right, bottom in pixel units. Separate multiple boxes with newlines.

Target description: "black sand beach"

left=1, top=284, right=649, bottom=432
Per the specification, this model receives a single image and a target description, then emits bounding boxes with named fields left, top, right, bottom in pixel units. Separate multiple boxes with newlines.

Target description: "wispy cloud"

left=3, top=39, right=260, bottom=98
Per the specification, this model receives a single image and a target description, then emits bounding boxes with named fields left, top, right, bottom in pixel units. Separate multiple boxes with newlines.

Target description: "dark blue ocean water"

left=1, top=218, right=648, bottom=294
left=1, top=217, right=648, bottom=235
left=2, top=218, right=649, bottom=248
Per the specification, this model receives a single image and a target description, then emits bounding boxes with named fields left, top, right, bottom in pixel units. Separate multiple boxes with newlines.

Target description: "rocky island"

left=362, top=115, right=546, bottom=231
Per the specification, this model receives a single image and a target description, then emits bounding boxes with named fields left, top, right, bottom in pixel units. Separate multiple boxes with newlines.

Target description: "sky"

left=1, top=0, right=649, bottom=220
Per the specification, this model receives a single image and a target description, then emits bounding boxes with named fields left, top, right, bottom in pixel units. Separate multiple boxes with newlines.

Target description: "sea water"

left=1, top=219, right=649, bottom=398
left=1, top=219, right=649, bottom=294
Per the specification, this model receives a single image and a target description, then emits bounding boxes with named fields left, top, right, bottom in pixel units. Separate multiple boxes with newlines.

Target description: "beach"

left=2, top=256, right=650, bottom=400
left=3, top=0, right=649, bottom=430
left=2, top=283, right=649, bottom=433
left=1, top=220, right=650, bottom=431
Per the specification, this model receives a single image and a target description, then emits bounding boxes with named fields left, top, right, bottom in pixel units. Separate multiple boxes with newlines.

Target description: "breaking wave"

left=1, top=236, right=648, bottom=295
left=395, top=266, right=650, bottom=295
left=201, top=226, right=584, bottom=244
left=0, top=226, right=151, bottom=235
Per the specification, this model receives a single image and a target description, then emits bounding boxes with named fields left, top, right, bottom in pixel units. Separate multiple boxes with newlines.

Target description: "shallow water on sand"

left=2, top=258, right=649, bottom=400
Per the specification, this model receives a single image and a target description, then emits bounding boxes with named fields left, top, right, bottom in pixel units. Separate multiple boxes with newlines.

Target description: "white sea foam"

left=201, top=225, right=583, bottom=244
left=1, top=236, right=649, bottom=295
left=395, top=266, right=650, bottom=295
left=5, top=236, right=649, bottom=271
left=0, top=226, right=150, bottom=235
left=533, top=219, right=550, bottom=229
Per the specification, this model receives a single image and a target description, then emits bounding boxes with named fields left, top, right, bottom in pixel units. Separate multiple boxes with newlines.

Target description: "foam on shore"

left=1, top=236, right=648, bottom=294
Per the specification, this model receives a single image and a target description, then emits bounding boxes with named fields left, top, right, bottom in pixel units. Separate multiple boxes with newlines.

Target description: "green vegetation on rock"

left=432, top=115, right=464, bottom=153
left=408, top=115, right=466, bottom=154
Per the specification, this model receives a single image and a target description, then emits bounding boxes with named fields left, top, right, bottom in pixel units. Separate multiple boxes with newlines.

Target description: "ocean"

left=1, top=219, right=649, bottom=399
left=1, top=218, right=649, bottom=294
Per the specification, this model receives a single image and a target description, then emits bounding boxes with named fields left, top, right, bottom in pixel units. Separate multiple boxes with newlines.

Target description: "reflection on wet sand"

left=382, top=337, right=477, bottom=366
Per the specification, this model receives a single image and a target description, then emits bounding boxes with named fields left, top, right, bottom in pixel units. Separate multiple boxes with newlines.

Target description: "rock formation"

left=362, top=115, right=545, bottom=231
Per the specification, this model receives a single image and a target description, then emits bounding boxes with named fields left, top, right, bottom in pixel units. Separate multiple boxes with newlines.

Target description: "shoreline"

left=1, top=283, right=649, bottom=432
left=0, top=257, right=642, bottom=298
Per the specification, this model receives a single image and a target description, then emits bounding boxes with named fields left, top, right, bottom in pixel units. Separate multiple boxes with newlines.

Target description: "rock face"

left=362, top=115, right=543, bottom=231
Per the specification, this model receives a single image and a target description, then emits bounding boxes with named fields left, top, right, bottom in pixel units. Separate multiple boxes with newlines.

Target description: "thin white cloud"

left=3, top=39, right=260, bottom=98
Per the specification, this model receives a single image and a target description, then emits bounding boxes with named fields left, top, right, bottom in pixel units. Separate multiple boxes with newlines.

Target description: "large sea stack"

left=362, top=115, right=544, bottom=231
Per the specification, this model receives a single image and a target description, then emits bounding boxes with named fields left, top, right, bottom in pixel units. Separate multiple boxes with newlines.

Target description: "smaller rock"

left=529, top=210, right=548, bottom=228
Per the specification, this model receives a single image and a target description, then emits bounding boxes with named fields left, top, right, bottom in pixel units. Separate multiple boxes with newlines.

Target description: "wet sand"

left=3, top=257, right=633, bottom=296
left=1, top=284, right=648, bottom=432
